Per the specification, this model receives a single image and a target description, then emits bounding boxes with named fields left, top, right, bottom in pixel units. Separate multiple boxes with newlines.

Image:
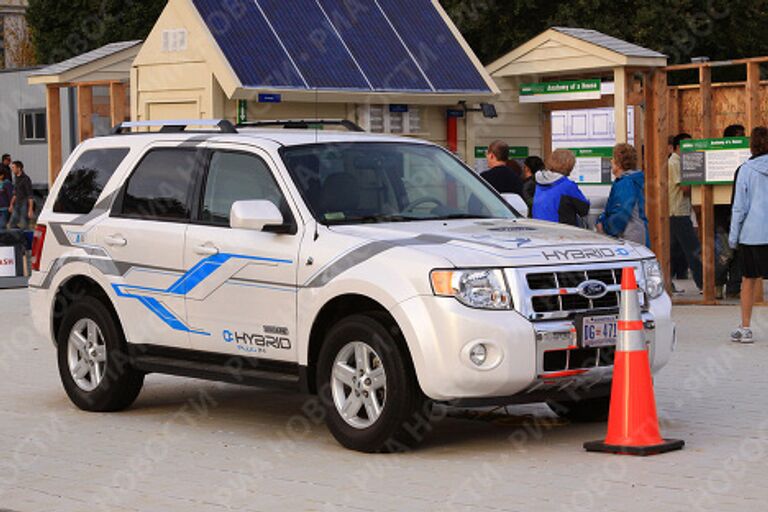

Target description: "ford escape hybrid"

left=30, top=120, right=674, bottom=453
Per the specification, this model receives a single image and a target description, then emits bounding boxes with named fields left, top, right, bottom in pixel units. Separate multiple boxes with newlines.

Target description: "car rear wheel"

left=57, top=297, right=144, bottom=412
left=317, top=314, right=431, bottom=453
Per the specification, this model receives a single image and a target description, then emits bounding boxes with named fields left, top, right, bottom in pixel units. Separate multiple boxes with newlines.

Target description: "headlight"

left=430, top=269, right=512, bottom=310
left=642, top=259, right=665, bottom=299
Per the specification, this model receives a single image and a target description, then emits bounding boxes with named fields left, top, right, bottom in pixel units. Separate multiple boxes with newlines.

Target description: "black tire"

left=57, top=297, right=144, bottom=412
left=546, top=396, right=611, bottom=423
left=317, top=313, right=431, bottom=453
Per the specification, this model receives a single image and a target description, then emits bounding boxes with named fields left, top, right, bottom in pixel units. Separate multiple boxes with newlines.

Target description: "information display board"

left=568, top=147, right=613, bottom=184
left=681, top=137, right=751, bottom=184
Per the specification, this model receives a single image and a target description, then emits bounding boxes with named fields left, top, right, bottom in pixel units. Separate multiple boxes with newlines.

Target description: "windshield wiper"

left=327, top=214, right=422, bottom=225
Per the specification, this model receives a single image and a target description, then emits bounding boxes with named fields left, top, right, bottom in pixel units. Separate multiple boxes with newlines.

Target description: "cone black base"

left=583, top=439, right=685, bottom=456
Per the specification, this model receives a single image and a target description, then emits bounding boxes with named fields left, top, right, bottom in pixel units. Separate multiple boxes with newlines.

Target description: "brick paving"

left=1, top=288, right=767, bottom=511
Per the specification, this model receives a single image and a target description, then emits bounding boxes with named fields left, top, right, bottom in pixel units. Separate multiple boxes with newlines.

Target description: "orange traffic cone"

left=584, top=267, right=684, bottom=456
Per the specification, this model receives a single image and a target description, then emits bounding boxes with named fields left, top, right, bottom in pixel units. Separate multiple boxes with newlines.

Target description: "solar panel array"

left=192, top=0, right=491, bottom=93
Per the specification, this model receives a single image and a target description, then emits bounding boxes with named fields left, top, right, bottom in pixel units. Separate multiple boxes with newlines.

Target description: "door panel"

left=184, top=149, right=301, bottom=361
left=92, top=217, right=190, bottom=348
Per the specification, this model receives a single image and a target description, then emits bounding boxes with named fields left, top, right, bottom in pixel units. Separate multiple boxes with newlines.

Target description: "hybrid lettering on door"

left=541, top=247, right=631, bottom=261
left=223, top=328, right=292, bottom=354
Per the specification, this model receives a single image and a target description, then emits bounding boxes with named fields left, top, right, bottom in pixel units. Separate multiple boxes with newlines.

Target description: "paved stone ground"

left=1, top=288, right=767, bottom=512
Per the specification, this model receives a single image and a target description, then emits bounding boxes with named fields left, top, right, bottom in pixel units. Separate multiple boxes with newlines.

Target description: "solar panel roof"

left=191, top=0, right=492, bottom=94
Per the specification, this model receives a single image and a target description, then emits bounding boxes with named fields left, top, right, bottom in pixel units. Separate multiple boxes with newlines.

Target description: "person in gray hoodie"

left=729, top=126, right=768, bottom=343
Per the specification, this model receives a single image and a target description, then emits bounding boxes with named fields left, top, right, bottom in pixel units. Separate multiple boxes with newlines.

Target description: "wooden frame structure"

left=663, top=57, right=768, bottom=304
left=43, top=81, right=128, bottom=184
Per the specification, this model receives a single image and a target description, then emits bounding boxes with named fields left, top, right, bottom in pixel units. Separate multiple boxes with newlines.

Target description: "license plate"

left=582, top=315, right=618, bottom=348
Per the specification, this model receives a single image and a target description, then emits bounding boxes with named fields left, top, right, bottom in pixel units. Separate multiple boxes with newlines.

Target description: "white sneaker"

left=730, top=327, right=754, bottom=344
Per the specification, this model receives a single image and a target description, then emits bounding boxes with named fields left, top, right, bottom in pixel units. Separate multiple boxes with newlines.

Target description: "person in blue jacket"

left=728, top=126, right=768, bottom=344
left=596, top=143, right=649, bottom=247
left=532, top=149, right=590, bottom=226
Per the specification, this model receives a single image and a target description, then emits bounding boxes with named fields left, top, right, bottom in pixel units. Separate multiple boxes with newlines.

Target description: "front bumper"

left=391, top=292, right=675, bottom=403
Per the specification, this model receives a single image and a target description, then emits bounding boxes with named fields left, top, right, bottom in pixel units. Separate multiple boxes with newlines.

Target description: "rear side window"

left=117, top=149, right=198, bottom=221
left=53, top=148, right=129, bottom=214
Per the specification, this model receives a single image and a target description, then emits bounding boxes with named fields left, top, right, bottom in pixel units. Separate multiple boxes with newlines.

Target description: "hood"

left=328, top=218, right=651, bottom=268
left=749, top=154, right=768, bottom=176
left=620, top=169, right=644, bottom=183
left=535, top=170, right=566, bottom=186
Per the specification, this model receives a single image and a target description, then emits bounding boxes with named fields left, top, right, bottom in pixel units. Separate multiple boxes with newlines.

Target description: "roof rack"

left=237, top=119, right=365, bottom=132
left=111, top=119, right=238, bottom=135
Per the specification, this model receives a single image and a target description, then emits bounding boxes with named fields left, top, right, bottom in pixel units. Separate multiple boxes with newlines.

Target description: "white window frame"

left=19, top=109, right=46, bottom=145
left=357, top=104, right=424, bottom=135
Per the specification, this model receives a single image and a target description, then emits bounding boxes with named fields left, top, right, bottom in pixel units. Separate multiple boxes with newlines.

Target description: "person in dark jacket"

left=521, top=156, right=544, bottom=214
left=596, top=143, right=649, bottom=247
left=532, top=149, right=589, bottom=226
left=0, top=166, right=13, bottom=228
left=480, top=140, right=523, bottom=195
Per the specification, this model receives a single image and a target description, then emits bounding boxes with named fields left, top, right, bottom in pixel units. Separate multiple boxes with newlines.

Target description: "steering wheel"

left=403, top=196, right=445, bottom=214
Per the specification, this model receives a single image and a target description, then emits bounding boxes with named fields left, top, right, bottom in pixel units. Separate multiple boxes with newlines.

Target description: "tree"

left=443, top=0, right=768, bottom=67
left=26, top=0, right=167, bottom=64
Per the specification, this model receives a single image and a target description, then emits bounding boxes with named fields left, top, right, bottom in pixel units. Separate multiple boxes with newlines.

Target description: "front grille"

left=526, top=267, right=623, bottom=318
left=543, top=346, right=616, bottom=373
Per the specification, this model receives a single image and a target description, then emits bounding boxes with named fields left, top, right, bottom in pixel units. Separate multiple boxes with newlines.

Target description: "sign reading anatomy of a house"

left=520, top=79, right=602, bottom=103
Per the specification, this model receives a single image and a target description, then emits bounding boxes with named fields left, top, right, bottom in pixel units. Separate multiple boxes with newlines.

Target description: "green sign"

left=569, top=147, right=614, bottom=158
left=520, top=79, right=601, bottom=103
left=474, top=146, right=529, bottom=159
left=237, top=100, right=248, bottom=124
left=681, top=137, right=749, bottom=152
left=681, top=137, right=751, bottom=184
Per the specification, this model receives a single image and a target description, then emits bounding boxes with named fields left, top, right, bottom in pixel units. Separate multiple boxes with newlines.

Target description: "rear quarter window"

left=53, top=148, right=130, bottom=214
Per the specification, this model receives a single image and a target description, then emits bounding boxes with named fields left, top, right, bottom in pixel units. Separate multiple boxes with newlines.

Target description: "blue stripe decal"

left=112, top=253, right=293, bottom=336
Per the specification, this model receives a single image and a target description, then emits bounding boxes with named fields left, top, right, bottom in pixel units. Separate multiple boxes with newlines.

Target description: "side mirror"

left=230, top=200, right=284, bottom=231
left=501, top=193, right=529, bottom=218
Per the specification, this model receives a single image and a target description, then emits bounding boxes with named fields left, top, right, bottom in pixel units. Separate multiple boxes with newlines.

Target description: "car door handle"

left=104, top=235, right=127, bottom=247
left=194, top=243, right=219, bottom=256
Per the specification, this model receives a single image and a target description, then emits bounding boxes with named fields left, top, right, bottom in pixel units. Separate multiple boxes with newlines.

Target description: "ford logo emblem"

left=578, top=280, right=609, bottom=299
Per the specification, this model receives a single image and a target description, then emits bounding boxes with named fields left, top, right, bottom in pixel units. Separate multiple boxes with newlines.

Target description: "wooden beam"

left=614, top=67, right=629, bottom=144
left=45, top=85, right=62, bottom=186
left=667, top=88, right=680, bottom=137
left=542, top=96, right=615, bottom=111
left=746, top=62, right=760, bottom=132
left=645, top=70, right=670, bottom=289
left=745, top=62, right=764, bottom=302
left=77, top=85, right=94, bottom=142
left=542, top=110, right=552, bottom=159
left=699, top=66, right=717, bottom=303
left=109, top=82, right=127, bottom=127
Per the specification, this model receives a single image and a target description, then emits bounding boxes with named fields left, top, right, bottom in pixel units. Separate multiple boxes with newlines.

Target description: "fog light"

left=469, top=343, right=488, bottom=366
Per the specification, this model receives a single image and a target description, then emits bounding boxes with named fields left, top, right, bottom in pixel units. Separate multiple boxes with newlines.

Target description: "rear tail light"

left=31, top=224, right=46, bottom=272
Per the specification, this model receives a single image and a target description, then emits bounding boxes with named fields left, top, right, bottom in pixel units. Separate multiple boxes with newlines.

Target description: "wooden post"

left=77, top=85, right=94, bottom=142
left=614, top=67, right=628, bottom=144
left=45, top=85, right=62, bottom=186
left=745, top=61, right=764, bottom=303
left=542, top=109, right=552, bottom=159
left=645, top=70, right=671, bottom=289
left=699, top=66, right=716, bottom=303
left=109, top=82, right=127, bottom=128
left=667, top=88, right=680, bottom=137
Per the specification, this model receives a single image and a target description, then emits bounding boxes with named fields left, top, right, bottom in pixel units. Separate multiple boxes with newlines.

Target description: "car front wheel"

left=317, top=314, right=430, bottom=453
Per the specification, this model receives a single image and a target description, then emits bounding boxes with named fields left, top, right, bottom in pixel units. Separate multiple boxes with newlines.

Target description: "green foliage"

left=443, top=0, right=768, bottom=65
left=26, top=0, right=167, bottom=64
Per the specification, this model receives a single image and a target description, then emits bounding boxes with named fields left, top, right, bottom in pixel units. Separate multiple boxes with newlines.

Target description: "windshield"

left=280, top=142, right=516, bottom=225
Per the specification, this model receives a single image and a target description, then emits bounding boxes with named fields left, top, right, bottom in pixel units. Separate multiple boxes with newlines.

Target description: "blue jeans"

left=8, top=206, right=30, bottom=230
left=670, top=215, right=703, bottom=289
